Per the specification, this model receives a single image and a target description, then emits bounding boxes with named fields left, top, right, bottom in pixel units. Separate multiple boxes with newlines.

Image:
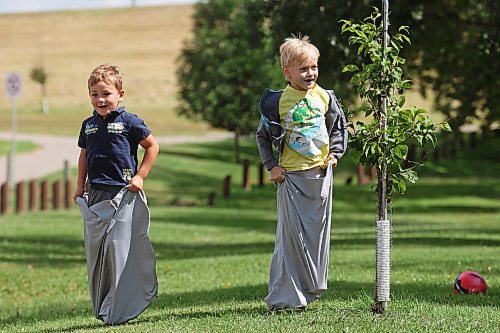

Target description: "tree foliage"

left=341, top=9, right=450, bottom=196
left=177, top=0, right=498, bottom=137
left=390, top=0, right=500, bottom=132
left=176, top=0, right=281, bottom=137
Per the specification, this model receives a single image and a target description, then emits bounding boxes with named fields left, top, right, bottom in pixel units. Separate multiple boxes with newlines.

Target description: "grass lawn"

left=0, top=140, right=39, bottom=156
left=0, top=137, right=499, bottom=332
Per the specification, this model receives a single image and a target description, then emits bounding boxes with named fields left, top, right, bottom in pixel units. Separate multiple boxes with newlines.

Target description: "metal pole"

left=7, top=96, right=18, bottom=188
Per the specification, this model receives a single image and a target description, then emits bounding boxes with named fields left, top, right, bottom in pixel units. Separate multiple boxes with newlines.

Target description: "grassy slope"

left=0, top=5, right=213, bottom=136
left=0, top=137, right=499, bottom=332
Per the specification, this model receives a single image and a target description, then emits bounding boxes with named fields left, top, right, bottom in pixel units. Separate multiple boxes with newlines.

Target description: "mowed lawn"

left=0, top=137, right=499, bottom=332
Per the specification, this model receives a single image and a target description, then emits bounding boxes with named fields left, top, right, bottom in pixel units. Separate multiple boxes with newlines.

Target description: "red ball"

left=454, top=271, right=488, bottom=294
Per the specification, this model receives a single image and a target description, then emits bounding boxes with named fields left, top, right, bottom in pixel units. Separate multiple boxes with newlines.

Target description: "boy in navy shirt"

left=73, top=64, right=160, bottom=325
left=73, top=63, right=159, bottom=204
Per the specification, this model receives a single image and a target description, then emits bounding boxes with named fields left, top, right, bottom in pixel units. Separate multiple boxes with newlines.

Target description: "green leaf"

left=342, top=64, right=360, bottom=73
left=440, top=122, right=452, bottom=132
left=394, top=145, right=408, bottom=160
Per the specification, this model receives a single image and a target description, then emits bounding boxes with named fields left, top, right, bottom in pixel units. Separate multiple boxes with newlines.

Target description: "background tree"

left=30, top=66, right=49, bottom=114
left=390, top=0, right=500, bottom=134
left=176, top=0, right=281, bottom=162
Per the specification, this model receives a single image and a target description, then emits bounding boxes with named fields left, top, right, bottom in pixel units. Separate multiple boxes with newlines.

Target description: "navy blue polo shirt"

left=78, top=106, right=151, bottom=186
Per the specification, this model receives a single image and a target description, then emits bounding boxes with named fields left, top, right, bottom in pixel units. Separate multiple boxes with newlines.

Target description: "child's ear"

left=118, top=90, right=125, bottom=101
left=282, top=65, right=290, bottom=80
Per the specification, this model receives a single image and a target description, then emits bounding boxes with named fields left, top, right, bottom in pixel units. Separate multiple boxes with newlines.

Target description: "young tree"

left=340, top=5, right=451, bottom=313
left=30, top=66, right=49, bottom=114
left=176, top=0, right=281, bottom=162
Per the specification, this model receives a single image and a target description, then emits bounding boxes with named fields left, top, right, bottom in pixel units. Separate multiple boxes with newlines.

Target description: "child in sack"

left=256, top=35, right=348, bottom=311
left=74, top=63, right=159, bottom=325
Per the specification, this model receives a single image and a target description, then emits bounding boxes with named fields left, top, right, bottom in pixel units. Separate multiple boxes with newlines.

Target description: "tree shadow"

left=152, top=240, right=274, bottom=260
left=0, top=235, right=85, bottom=266
left=331, top=235, right=500, bottom=248
left=152, top=207, right=277, bottom=232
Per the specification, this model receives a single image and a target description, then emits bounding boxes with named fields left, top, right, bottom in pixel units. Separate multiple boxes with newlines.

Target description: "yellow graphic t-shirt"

left=279, top=84, right=330, bottom=171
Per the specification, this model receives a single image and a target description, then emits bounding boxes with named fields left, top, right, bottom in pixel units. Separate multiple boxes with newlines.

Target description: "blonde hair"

left=88, top=63, right=123, bottom=91
left=279, top=34, right=320, bottom=68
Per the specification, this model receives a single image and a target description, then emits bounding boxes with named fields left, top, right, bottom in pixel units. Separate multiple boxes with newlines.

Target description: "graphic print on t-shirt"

left=283, top=97, right=328, bottom=158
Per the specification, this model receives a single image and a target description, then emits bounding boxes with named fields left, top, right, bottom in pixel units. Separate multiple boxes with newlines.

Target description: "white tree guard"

left=376, top=219, right=391, bottom=301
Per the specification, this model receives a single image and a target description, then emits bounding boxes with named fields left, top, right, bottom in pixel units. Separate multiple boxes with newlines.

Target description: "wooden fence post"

left=356, top=165, right=370, bottom=185
left=242, top=159, right=250, bottom=191
left=65, top=180, right=72, bottom=209
left=53, top=180, right=61, bottom=210
left=41, top=180, right=49, bottom=211
left=64, top=160, right=72, bottom=208
left=1, top=183, right=8, bottom=215
left=16, top=181, right=24, bottom=214
left=368, top=165, right=377, bottom=181
left=208, top=191, right=216, bottom=206
left=29, top=180, right=37, bottom=211
left=223, top=175, right=231, bottom=199
left=258, top=163, right=265, bottom=187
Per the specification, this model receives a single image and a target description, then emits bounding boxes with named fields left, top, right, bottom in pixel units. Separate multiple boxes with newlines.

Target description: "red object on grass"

left=454, top=271, right=488, bottom=294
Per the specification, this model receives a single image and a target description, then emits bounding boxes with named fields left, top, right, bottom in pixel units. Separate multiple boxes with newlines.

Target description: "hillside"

left=0, top=5, right=213, bottom=136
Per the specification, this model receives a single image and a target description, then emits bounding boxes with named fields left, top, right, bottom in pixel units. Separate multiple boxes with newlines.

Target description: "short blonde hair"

left=279, top=34, right=320, bottom=68
left=88, top=63, right=123, bottom=91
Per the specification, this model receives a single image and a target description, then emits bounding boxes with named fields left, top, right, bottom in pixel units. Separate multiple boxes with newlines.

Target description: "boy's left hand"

left=129, top=175, right=144, bottom=192
left=326, top=154, right=338, bottom=167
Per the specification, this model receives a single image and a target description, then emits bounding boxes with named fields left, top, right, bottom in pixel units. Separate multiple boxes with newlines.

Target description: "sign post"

left=4, top=72, right=22, bottom=187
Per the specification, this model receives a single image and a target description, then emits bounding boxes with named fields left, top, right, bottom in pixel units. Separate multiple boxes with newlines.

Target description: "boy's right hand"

left=73, top=188, right=84, bottom=203
left=270, top=165, right=286, bottom=183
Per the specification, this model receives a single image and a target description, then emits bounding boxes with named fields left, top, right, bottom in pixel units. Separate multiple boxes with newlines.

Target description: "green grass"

left=0, top=140, right=39, bottom=156
left=0, top=138, right=499, bottom=332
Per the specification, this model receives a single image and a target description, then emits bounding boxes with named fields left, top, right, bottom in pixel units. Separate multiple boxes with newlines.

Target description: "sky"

left=0, top=0, right=197, bottom=14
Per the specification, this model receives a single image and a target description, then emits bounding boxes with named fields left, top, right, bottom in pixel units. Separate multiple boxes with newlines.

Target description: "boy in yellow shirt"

left=256, top=35, right=347, bottom=311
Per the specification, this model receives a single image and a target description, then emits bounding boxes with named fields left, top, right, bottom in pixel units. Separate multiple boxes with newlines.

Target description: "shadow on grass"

left=0, top=235, right=85, bottom=266
left=152, top=208, right=277, bottom=232
left=332, top=235, right=500, bottom=247
left=3, top=226, right=499, bottom=267
left=2, top=278, right=498, bottom=331
left=158, top=139, right=261, bottom=165
left=153, top=240, right=275, bottom=260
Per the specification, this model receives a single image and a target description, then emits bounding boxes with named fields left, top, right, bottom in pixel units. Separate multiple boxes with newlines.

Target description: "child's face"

left=282, top=57, right=318, bottom=91
left=89, top=81, right=124, bottom=117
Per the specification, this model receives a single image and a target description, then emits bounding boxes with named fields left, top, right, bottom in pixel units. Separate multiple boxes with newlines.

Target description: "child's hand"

left=325, top=154, right=338, bottom=167
left=270, top=165, right=286, bottom=183
left=73, top=188, right=84, bottom=203
left=129, top=175, right=144, bottom=192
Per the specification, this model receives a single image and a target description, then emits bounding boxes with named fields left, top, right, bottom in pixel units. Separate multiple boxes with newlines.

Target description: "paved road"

left=0, top=131, right=233, bottom=185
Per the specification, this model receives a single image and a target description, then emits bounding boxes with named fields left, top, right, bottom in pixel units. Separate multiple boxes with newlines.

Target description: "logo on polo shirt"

left=84, top=123, right=98, bottom=135
left=108, top=122, right=125, bottom=134
left=122, top=168, right=133, bottom=181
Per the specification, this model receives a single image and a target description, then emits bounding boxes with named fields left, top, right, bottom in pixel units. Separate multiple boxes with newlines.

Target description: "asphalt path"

left=0, top=131, right=233, bottom=185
